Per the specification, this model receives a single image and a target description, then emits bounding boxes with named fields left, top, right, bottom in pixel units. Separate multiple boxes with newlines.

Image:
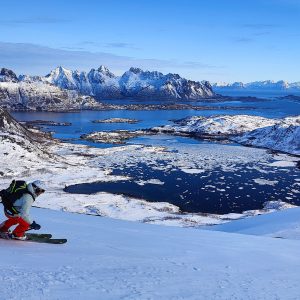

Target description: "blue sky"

left=0, top=0, right=299, bottom=82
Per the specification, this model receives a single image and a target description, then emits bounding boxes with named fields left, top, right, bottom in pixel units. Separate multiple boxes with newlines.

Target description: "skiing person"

left=0, top=180, right=45, bottom=240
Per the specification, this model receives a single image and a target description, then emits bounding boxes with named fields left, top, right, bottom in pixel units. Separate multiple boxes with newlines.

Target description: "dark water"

left=64, top=162, right=300, bottom=214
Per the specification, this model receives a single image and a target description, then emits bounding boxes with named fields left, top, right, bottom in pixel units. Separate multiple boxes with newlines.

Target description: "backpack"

left=0, top=180, right=35, bottom=215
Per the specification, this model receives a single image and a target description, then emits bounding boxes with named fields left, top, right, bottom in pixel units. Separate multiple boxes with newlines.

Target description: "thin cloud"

left=252, top=31, right=272, bottom=36
left=77, top=41, right=99, bottom=46
left=105, top=42, right=135, bottom=48
left=182, top=61, right=220, bottom=69
left=0, top=41, right=220, bottom=77
left=232, top=37, right=254, bottom=43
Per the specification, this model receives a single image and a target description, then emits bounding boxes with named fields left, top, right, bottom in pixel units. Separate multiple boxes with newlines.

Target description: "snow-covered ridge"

left=0, top=107, right=51, bottom=158
left=0, top=68, right=102, bottom=111
left=213, top=80, right=300, bottom=91
left=152, top=115, right=300, bottom=155
left=43, top=65, right=214, bottom=100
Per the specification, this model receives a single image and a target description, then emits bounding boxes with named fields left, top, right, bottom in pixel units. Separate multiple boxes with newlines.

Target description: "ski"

left=26, top=233, right=52, bottom=239
left=0, top=232, right=67, bottom=244
left=26, top=236, right=67, bottom=244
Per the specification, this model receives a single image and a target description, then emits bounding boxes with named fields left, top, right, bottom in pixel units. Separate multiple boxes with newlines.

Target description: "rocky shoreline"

left=3, top=101, right=258, bottom=112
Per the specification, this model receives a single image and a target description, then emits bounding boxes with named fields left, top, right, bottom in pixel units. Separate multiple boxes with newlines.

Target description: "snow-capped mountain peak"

left=96, top=65, right=116, bottom=78
left=45, top=66, right=79, bottom=90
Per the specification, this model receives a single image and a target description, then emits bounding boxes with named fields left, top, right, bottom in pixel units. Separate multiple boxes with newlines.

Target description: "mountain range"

left=0, top=66, right=215, bottom=110
left=43, top=66, right=214, bottom=100
left=213, top=80, right=300, bottom=91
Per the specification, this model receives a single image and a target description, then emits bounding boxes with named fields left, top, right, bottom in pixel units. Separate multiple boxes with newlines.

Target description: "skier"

left=0, top=180, right=45, bottom=240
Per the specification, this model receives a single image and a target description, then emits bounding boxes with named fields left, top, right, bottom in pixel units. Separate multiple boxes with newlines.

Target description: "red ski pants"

left=0, top=214, right=30, bottom=237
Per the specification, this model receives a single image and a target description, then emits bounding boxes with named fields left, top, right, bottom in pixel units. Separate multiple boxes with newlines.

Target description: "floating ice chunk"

left=253, top=178, right=279, bottom=186
left=269, top=161, right=296, bottom=167
left=180, top=168, right=205, bottom=174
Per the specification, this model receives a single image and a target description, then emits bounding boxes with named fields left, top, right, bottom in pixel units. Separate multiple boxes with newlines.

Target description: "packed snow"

left=0, top=206, right=300, bottom=299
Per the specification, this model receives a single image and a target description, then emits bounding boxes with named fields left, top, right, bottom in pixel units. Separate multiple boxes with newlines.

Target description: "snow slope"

left=211, top=206, right=300, bottom=240
left=0, top=207, right=300, bottom=299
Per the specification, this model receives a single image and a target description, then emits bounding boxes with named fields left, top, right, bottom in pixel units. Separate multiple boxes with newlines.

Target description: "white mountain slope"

left=0, top=207, right=300, bottom=299
left=0, top=68, right=101, bottom=111
left=44, top=66, right=214, bottom=100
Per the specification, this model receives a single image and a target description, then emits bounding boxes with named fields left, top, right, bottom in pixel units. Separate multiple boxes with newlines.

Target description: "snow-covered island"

left=81, top=129, right=154, bottom=144
left=152, top=115, right=300, bottom=156
left=92, top=118, right=140, bottom=124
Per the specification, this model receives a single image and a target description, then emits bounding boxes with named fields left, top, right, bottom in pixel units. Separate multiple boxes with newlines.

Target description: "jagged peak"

left=98, top=65, right=109, bottom=73
left=0, top=68, right=19, bottom=82
left=166, top=73, right=181, bottom=80
left=129, top=67, right=143, bottom=74
left=95, top=65, right=115, bottom=78
left=46, top=66, right=73, bottom=78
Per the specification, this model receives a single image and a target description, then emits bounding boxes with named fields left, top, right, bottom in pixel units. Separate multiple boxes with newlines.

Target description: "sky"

left=0, top=0, right=299, bottom=83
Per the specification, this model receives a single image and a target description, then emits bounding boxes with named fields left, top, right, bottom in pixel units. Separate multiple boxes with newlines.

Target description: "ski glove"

left=30, top=221, right=41, bottom=230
